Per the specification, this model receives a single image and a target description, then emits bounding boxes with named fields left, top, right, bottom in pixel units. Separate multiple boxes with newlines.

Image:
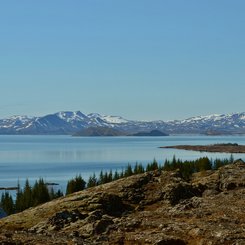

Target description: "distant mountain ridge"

left=0, top=111, right=245, bottom=135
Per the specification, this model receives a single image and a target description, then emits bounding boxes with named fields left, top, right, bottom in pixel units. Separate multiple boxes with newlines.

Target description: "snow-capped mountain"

left=0, top=111, right=133, bottom=134
left=164, top=113, right=245, bottom=134
left=0, top=111, right=244, bottom=135
left=0, top=116, right=35, bottom=134
left=87, top=113, right=130, bottom=124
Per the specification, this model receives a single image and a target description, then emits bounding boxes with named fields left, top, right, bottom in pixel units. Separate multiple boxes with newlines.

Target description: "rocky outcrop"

left=1, top=160, right=245, bottom=244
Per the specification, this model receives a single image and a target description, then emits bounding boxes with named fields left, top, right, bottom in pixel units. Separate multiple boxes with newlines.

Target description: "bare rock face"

left=1, top=160, right=245, bottom=244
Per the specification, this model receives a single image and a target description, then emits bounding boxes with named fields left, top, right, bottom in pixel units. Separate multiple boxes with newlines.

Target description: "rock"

left=163, top=181, right=201, bottom=205
left=94, top=215, right=114, bottom=234
left=170, top=196, right=202, bottom=214
left=98, top=193, right=131, bottom=216
left=218, top=160, right=245, bottom=191
left=154, top=237, right=186, bottom=245
left=87, top=210, right=103, bottom=221
left=86, top=203, right=103, bottom=211
left=47, top=209, right=87, bottom=231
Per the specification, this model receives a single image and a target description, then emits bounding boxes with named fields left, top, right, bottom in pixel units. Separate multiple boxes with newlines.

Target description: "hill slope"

left=1, top=160, right=245, bottom=244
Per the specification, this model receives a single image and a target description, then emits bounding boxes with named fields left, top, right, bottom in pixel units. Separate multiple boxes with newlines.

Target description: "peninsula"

left=160, top=143, right=245, bottom=153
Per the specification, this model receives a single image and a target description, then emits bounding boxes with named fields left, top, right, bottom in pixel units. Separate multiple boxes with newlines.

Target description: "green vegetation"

left=66, top=175, right=86, bottom=195
left=0, top=192, right=14, bottom=215
left=1, top=178, right=63, bottom=215
left=82, top=155, right=233, bottom=190
left=0, top=155, right=235, bottom=215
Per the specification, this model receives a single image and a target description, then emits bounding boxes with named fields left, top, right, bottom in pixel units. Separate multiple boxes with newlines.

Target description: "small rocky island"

left=160, top=143, right=245, bottom=153
left=130, top=129, right=169, bottom=136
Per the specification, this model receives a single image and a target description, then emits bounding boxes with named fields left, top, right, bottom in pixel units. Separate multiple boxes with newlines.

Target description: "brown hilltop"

left=1, top=160, right=245, bottom=244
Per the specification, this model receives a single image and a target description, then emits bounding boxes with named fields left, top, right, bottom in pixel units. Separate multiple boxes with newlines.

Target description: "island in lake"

left=73, top=127, right=169, bottom=137
left=160, top=143, right=245, bottom=153
left=130, top=129, right=169, bottom=136
left=73, top=126, right=125, bottom=136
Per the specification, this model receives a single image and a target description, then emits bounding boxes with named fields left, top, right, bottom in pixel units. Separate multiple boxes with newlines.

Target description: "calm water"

left=0, top=135, right=245, bottom=192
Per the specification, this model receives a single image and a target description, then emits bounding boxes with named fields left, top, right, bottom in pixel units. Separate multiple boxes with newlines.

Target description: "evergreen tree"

left=108, top=170, right=113, bottom=182
left=196, top=157, right=212, bottom=171
left=134, top=162, right=145, bottom=174
left=87, top=173, right=97, bottom=188
left=0, top=192, right=14, bottom=215
left=229, top=154, right=234, bottom=164
left=120, top=168, right=125, bottom=178
left=124, top=164, right=133, bottom=177
left=55, top=189, right=64, bottom=198
left=32, top=178, right=50, bottom=206
left=66, top=175, right=86, bottom=195
left=163, top=159, right=171, bottom=171
left=98, top=171, right=104, bottom=185
left=151, top=158, right=159, bottom=170
left=146, top=159, right=159, bottom=172
left=103, top=172, right=109, bottom=183
left=172, top=155, right=177, bottom=167
left=48, top=188, right=63, bottom=199
left=113, top=170, right=120, bottom=180
left=15, top=189, right=24, bottom=212
left=180, top=161, right=193, bottom=180
left=213, top=159, right=223, bottom=170
left=22, top=179, right=33, bottom=209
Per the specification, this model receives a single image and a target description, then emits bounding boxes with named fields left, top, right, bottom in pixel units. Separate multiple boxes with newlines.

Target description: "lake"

left=0, top=135, right=245, bottom=193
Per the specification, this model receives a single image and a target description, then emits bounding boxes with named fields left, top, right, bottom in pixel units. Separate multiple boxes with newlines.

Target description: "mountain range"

left=0, top=111, right=245, bottom=135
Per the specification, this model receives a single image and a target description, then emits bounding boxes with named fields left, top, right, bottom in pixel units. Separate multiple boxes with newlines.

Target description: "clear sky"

left=0, top=1, right=244, bottom=121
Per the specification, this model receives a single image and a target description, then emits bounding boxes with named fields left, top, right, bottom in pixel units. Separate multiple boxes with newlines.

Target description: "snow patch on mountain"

left=0, top=115, right=34, bottom=129
left=88, top=113, right=129, bottom=124
left=56, top=111, right=88, bottom=122
left=100, top=115, right=129, bottom=124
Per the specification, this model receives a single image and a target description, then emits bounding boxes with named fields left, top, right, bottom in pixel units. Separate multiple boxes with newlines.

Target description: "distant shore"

left=160, top=143, right=245, bottom=153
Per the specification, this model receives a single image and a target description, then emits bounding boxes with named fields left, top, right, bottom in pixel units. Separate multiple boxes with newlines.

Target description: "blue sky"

left=0, top=1, right=244, bottom=121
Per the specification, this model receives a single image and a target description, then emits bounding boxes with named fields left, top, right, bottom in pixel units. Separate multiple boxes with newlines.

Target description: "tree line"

left=1, top=179, right=63, bottom=215
left=1, top=155, right=234, bottom=215
left=66, top=155, right=234, bottom=193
